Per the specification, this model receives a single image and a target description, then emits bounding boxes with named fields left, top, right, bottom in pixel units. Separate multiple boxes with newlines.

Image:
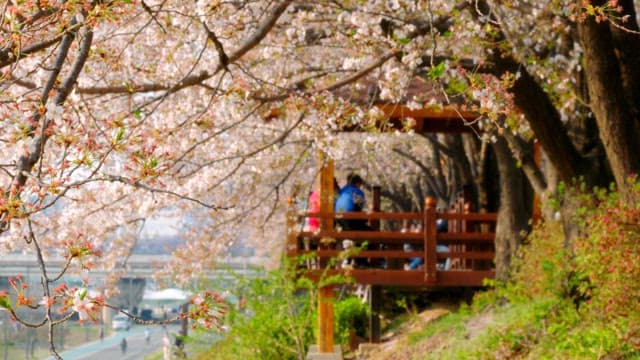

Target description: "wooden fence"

left=286, top=196, right=497, bottom=287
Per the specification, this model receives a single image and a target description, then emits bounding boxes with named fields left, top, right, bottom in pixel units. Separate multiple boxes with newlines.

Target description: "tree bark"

left=577, top=8, right=640, bottom=203
left=492, top=136, right=530, bottom=281
left=610, top=0, right=640, bottom=124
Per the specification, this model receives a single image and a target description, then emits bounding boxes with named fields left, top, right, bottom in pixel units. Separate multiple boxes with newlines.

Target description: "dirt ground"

left=352, top=303, right=494, bottom=360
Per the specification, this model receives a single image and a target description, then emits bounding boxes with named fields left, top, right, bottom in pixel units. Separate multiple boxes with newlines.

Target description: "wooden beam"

left=318, top=286, right=334, bottom=353
left=424, top=197, right=438, bottom=284
left=319, top=155, right=334, bottom=232
left=303, top=269, right=494, bottom=287
left=374, top=104, right=481, bottom=133
left=299, top=230, right=495, bottom=242
left=302, top=249, right=495, bottom=260
left=375, top=104, right=479, bottom=120
left=304, top=210, right=496, bottom=221
left=317, top=152, right=335, bottom=354
left=369, top=286, right=381, bottom=343
left=370, top=186, right=381, bottom=230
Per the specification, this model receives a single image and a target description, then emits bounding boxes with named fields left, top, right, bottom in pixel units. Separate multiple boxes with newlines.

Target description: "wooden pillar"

left=318, top=286, right=334, bottom=353
left=319, top=156, right=334, bottom=232
left=370, top=186, right=381, bottom=230
left=464, top=202, right=472, bottom=270
left=317, top=152, right=335, bottom=354
left=424, top=197, right=438, bottom=284
left=369, top=185, right=382, bottom=343
left=369, top=285, right=381, bottom=343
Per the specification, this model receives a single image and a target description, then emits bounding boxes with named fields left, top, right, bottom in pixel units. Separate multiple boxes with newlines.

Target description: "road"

left=46, top=324, right=181, bottom=360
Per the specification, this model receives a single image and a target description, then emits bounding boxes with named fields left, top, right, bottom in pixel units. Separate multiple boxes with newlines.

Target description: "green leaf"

left=396, top=37, right=411, bottom=45
left=428, top=62, right=446, bottom=80
left=0, top=294, right=12, bottom=310
left=79, top=288, right=88, bottom=300
left=446, top=78, right=468, bottom=95
left=115, top=127, right=125, bottom=143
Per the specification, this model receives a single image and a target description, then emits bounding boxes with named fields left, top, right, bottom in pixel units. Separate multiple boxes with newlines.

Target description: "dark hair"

left=347, top=173, right=363, bottom=186
left=436, top=218, right=448, bottom=232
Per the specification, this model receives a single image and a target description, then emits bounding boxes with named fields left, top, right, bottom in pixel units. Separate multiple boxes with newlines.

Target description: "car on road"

left=112, top=314, right=131, bottom=331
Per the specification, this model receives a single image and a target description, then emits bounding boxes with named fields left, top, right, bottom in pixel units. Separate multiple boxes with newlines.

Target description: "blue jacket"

left=334, top=184, right=365, bottom=212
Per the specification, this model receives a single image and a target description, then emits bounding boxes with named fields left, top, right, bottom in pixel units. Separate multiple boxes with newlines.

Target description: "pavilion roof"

left=334, top=76, right=480, bottom=133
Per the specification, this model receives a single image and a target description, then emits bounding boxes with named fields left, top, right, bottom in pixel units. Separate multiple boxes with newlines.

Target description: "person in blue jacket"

left=334, top=173, right=369, bottom=230
left=335, top=173, right=371, bottom=267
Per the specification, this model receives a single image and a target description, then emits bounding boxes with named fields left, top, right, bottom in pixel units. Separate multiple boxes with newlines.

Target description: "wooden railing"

left=286, top=197, right=497, bottom=287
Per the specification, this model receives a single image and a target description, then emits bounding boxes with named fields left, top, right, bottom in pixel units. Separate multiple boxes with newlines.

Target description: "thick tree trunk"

left=578, top=10, right=640, bottom=203
left=611, top=0, right=640, bottom=124
left=492, top=137, right=530, bottom=281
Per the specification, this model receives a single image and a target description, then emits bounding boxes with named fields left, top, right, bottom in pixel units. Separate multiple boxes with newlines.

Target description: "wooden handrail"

left=296, top=231, right=496, bottom=248
left=286, top=195, right=498, bottom=287
left=298, top=250, right=495, bottom=260
left=296, top=211, right=497, bottom=221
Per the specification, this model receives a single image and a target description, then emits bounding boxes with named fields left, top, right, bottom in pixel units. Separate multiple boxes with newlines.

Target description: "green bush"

left=572, top=180, right=640, bottom=324
left=334, top=296, right=369, bottom=344
left=463, top=178, right=640, bottom=358
left=196, top=258, right=365, bottom=359
left=197, top=262, right=317, bottom=360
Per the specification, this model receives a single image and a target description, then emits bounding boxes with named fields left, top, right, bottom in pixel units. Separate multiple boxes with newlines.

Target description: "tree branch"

left=77, top=0, right=292, bottom=95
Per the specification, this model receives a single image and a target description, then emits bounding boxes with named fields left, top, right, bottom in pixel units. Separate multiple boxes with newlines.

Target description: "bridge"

left=0, top=253, right=262, bottom=282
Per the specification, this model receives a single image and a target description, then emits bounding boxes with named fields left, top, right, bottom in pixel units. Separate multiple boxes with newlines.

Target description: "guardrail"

left=286, top=196, right=497, bottom=287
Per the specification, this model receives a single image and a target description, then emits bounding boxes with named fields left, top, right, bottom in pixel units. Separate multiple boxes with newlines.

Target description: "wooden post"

left=369, top=285, right=381, bottom=343
left=319, top=156, right=334, bottom=233
left=464, top=202, right=472, bottom=270
left=318, top=286, right=334, bottom=353
left=424, top=197, right=438, bottom=284
left=370, top=186, right=381, bottom=230
left=318, top=152, right=335, bottom=354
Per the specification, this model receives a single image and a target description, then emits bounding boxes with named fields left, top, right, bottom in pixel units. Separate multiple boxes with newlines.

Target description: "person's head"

left=436, top=218, right=448, bottom=233
left=347, top=173, right=363, bottom=187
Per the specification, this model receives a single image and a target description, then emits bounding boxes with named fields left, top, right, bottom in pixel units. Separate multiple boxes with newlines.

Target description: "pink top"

left=305, top=190, right=321, bottom=231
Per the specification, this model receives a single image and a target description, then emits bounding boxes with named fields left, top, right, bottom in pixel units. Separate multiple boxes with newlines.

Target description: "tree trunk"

left=610, top=0, right=640, bottom=124
left=578, top=8, right=640, bottom=203
left=492, top=137, right=530, bottom=281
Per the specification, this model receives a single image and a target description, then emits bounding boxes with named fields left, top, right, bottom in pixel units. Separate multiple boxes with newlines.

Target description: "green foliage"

left=201, top=179, right=640, bottom=359
left=408, top=178, right=640, bottom=359
left=198, top=258, right=366, bottom=359
left=509, top=220, right=570, bottom=300
left=572, top=177, right=640, bottom=324
left=428, top=62, right=445, bottom=80
left=200, top=262, right=317, bottom=360
left=334, top=296, right=370, bottom=344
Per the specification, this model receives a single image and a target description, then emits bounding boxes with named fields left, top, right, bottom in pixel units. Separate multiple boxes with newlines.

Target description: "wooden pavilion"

left=285, top=95, right=502, bottom=358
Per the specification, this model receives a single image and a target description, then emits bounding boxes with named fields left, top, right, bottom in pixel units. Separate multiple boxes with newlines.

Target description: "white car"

left=112, top=315, right=131, bottom=331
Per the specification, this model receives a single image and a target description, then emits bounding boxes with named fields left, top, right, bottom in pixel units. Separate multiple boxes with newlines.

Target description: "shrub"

left=197, top=258, right=364, bottom=359
left=573, top=179, right=640, bottom=324
left=334, top=296, right=370, bottom=344
left=198, top=263, right=317, bottom=360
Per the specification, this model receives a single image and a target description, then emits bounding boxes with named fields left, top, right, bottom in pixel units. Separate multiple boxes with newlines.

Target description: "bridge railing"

left=286, top=196, right=497, bottom=287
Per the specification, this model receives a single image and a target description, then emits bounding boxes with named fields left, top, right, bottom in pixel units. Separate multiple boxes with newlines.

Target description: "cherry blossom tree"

left=2, top=0, right=640, bottom=356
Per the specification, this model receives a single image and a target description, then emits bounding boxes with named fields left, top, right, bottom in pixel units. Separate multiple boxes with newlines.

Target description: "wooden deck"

left=287, top=197, right=497, bottom=288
